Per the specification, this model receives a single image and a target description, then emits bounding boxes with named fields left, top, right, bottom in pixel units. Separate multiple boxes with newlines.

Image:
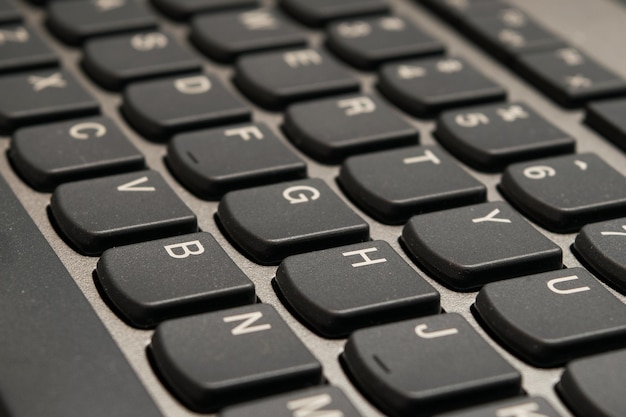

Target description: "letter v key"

left=117, top=176, right=156, bottom=192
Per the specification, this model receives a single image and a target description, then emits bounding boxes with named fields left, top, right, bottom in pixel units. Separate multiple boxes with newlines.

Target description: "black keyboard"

left=1, top=0, right=625, bottom=416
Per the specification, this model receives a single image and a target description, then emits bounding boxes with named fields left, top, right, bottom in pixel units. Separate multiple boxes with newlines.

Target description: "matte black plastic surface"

left=0, top=23, right=57, bottom=73
left=280, top=0, right=389, bottom=27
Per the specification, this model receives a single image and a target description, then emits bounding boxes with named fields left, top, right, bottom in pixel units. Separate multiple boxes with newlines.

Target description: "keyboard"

left=1, top=0, right=625, bottom=416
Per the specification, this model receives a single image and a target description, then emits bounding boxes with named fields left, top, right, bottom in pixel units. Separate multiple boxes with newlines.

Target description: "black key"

left=436, top=102, right=575, bottom=171
left=83, top=31, right=202, bottom=90
left=516, top=47, right=626, bottom=107
left=402, top=202, right=562, bottom=290
left=235, top=48, right=360, bottom=109
left=418, top=0, right=500, bottom=23
left=122, top=73, right=251, bottom=141
left=574, top=218, right=626, bottom=293
left=326, top=16, right=444, bottom=69
left=0, top=0, right=20, bottom=23
left=220, top=386, right=364, bottom=417
left=0, top=24, right=57, bottom=73
left=343, top=313, right=522, bottom=416
left=276, top=240, right=440, bottom=337
left=280, top=0, right=389, bottom=27
left=475, top=268, right=626, bottom=367
left=339, top=145, right=487, bottom=224
left=434, top=397, right=563, bottom=417
left=50, top=170, right=198, bottom=255
left=282, top=93, right=418, bottom=163
left=500, top=153, right=626, bottom=232
left=557, top=349, right=626, bottom=417
left=10, top=116, right=145, bottom=191
left=378, top=56, right=506, bottom=117
left=97, top=232, right=256, bottom=328
left=217, top=178, right=369, bottom=264
left=46, top=0, right=157, bottom=45
left=150, top=304, right=323, bottom=412
left=585, top=97, right=626, bottom=151
left=151, top=0, right=259, bottom=21
left=0, top=175, right=165, bottom=417
left=0, top=69, right=99, bottom=134
left=191, top=8, right=307, bottom=62
left=167, top=122, right=306, bottom=198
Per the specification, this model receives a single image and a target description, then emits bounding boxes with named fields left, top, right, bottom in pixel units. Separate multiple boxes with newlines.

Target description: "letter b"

left=164, top=240, right=205, bottom=259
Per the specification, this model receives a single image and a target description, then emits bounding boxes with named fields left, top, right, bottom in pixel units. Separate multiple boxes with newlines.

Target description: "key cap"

left=122, top=73, right=251, bottom=141
left=0, top=174, right=165, bottom=417
left=418, top=0, right=500, bottom=23
left=275, top=240, right=440, bottom=337
left=378, top=56, right=506, bottom=117
left=0, top=23, right=57, bottom=73
left=433, top=396, right=562, bottom=417
left=326, top=16, right=444, bottom=70
left=282, top=93, right=418, bottom=163
left=151, top=0, right=259, bottom=21
left=10, top=116, right=145, bottom=191
left=500, top=153, right=626, bottom=232
left=475, top=268, right=626, bottom=367
left=402, top=202, right=562, bottom=290
left=217, top=178, right=369, bottom=264
left=46, top=0, right=157, bottom=45
left=516, top=47, right=626, bottom=107
left=585, top=97, right=626, bottom=151
left=50, top=170, right=198, bottom=255
left=235, top=48, right=360, bottom=109
left=97, top=232, right=256, bottom=328
left=167, top=122, right=306, bottom=198
left=150, top=304, right=323, bottom=412
left=574, top=218, right=626, bottom=293
left=220, top=386, right=364, bottom=417
left=343, top=313, right=522, bottom=416
left=339, top=145, right=487, bottom=224
left=0, top=0, right=20, bottom=23
left=436, top=102, right=575, bottom=171
left=191, top=8, right=307, bottom=63
left=83, top=31, right=202, bottom=90
left=557, top=348, right=626, bottom=417
left=280, top=0, right=389, bottom=27
left=0, top=69, right=99, bottom=134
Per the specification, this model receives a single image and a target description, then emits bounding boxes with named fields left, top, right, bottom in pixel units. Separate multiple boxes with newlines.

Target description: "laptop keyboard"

left=1, top=0, right=625, bottom=416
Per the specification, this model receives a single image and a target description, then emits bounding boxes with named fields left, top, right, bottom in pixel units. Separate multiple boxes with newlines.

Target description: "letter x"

left=28, top=73, right=67, bottom=92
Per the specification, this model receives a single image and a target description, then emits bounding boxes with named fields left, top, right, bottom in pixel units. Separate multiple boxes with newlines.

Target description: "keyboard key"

left=0, top=175, right=165, bottom=417
left=10, top=116, right=145, bottom=191
left=151, top=0, right=259, bottom=21
left=275, top=240, right=440, bottom=337
left=220, top=386, right=364, bottom=417
left=500, top=153, right=626, bottom=232
left=339, top=145, right=487, bottom=223
left=280, top=0, right=389, bottom=27
left=191, top=8, right=307, bottom=62
left=0, top=69, right=99, bottom=133
left=434, top=396, right=562, bottom=417
left=122, top=73, right=251, bottom=141
left=150, top=304, right=323, bottom=412
left=235, top=48, right=360, bottom=109
left=343, top=313, right=522, bottom=416
left=326, top=16, right=444, bottom=69
left=46, top=0, right=157, bottom=45
left=557, top=349, right=626, bottom=417
left=574, top=218, right=626, bottom=293
left=402, top=202, right=562, bottom=290
left=0, top=23, right=57, bottom=73
left=282, top=94, right=418, bottom=163
left=96, top=232, right=256, bottom=328
left=167, top=122, right=306, bottom=198
left=436, top=102, right=575, bottom=171
left=217, top=178, right=369, bottom=264
left=475, top=268, right=626, bottom=367
left=516, top=47, right=626, bottom=107
left=585, top=97, right=626, bottom=151
left=0, top=0, right=20, bottom=23
left=418, top=0, right=500, bottom=23
left=83, top=31, right=202, bottom=90
left=50, top=170, right=198, bottom=255
left=378, top=56, right=506, bottom=117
